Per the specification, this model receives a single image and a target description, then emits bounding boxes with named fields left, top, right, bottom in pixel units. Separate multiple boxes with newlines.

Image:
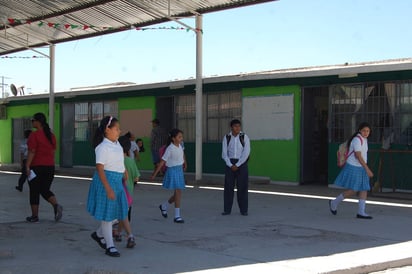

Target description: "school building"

left=1, top=58, right=412, bottom=190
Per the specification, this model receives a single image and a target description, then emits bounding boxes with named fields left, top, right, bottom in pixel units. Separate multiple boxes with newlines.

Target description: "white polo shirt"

left=346, top=135, right=368, bottom=167
left=162, top=143, right=184, bottom=167
left=95, top=138, right=125, bottom=173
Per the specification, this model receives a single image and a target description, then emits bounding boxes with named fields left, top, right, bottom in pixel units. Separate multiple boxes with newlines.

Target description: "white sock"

left=101, top=221, right=114, bottom=248
left=175, top=208, right=181, bottom=218
left=96, top=226, right=106, bottom=244
left=331, top=194, right=344, bottom=210
left=358, top=199, right=368, bottom=216
left=161, top=202, right=168, bottom=210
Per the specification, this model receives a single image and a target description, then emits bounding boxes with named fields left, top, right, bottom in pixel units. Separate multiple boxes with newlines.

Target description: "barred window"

left=74, top=101, right=118, bottom=141
left=176, top=91, right=241, bottom=142
left=330, top=82, right=412, bottom=145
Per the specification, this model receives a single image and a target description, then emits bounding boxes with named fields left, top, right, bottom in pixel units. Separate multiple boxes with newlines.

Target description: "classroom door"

left=60, top=103, right=75, bottom=167
left=301, top=87, right=329, bottom=184
left=156, top=96, right=175, bottom=132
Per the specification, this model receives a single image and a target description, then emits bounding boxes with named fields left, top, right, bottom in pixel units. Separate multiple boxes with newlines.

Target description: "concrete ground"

left=1, top=167, right=412, bottom=274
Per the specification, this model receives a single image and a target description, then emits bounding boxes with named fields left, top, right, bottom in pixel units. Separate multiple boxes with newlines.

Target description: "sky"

left=1, top=0, right=411, bottom=96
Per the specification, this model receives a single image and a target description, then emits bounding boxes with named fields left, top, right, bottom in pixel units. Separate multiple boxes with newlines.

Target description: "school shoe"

left=54, top=204, right=63, bottom=222
left=329, top=201, right=337, bottom=215
left=241, top=212, right=248, bottom=216
left=26, top=216, right=39, bottom=223
left=91, top=232, right=107, bottom=250
left=174, top=217, right=184, bottom=223
left=114, top=234, right=122, bottom=242
left=159, top=205, right=168, bottom=218
left=105, top=247, right=120, bottom=257
left=356, top=214, right=373, bottom=219
left=15, top=186, right=23, bottom=192
left=126, top=236, right=136, bottom=248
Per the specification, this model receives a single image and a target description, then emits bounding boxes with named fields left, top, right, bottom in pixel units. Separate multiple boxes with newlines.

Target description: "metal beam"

left=195, top=14, right=203, bottom=181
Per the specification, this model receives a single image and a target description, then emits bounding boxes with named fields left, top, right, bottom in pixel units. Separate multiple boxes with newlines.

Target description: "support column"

left=195, top=15, right=203, bottom=181
left=49, top=44, right=55, bottom=130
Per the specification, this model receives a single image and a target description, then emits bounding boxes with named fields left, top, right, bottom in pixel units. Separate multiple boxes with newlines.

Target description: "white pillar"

left=49, top=44, right=55, bottom=130
left=195, top=15, right=203, bottom=181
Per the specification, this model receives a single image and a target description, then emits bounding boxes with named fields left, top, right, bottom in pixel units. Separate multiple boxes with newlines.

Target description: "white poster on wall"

left=243, top=94, right=294, bottom=140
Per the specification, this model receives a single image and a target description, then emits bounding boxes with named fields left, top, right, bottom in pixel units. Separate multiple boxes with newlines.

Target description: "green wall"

left=0, top=104, right=60, bottom=164
left=242, top=85, right=301, bottom=182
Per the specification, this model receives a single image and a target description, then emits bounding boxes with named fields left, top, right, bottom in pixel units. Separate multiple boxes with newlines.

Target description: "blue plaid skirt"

left=87, top=170, right=128, bottom=221
left=162, top=165, right=185, bottom=190
left=334, top=163, right=370, bottom=191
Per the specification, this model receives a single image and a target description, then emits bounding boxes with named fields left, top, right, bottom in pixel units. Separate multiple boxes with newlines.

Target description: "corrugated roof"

left=0, top=0, right=274, bottom=56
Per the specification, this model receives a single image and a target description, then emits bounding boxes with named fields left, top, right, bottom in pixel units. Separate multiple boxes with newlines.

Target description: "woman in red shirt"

left=25, top=112, right=63, bottom=223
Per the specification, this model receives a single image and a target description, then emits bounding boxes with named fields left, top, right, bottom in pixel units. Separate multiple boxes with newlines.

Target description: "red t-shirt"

left=27, top=129, right=56, bottom=166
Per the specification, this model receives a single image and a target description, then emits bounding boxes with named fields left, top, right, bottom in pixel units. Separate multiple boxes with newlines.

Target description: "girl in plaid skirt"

left=87, top=116, right=130, bottom=257
left=151, top=128, right=187, bottom=223
left=329, top=122, right=374, bottom=219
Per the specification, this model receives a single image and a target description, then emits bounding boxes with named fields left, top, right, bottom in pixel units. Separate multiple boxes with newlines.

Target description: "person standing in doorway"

left=15, top=129, right=31, bottom=192
left=150, top=118, right=168, bottom=174
left=329, top=122, right=374, bottom=219
left=25, top=113, right=63, bottom=223
left=221, top=119, right=251, bottom=216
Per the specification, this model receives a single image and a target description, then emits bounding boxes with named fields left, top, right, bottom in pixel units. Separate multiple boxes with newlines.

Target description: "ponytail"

left=167, top=128, right=183, bottom=146
left=32, top=112, right=54, bottom=145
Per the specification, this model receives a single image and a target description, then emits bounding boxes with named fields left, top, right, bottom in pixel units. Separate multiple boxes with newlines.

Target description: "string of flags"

left=1, top=55, right=47, bottom=59
left=5, top=18, right=202, bottom=33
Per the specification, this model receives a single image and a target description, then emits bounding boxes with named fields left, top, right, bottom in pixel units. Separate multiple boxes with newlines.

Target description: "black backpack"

left=226, top=133, right=245, bottom=147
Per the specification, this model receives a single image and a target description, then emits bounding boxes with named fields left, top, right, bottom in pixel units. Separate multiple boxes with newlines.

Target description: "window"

left=74, top=100, right=118, bottom=141
left=175, top=91, right=241, bottom=142
left=330, top=82, right=412, bottom=145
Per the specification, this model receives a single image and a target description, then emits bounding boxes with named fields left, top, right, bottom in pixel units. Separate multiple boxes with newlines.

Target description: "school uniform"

left=221, top=132, right=251, bottom=215
left=87, top=138, right=129, bottom=222
left=334, top=134, right=370, bottom=191
left=162, top=143, right=185, bottom=190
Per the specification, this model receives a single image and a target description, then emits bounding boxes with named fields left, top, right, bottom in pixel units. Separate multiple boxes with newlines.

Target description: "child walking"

left=151, top=128, right=187, bottom=223
left=87, top=116, right=133, bottom=257
left=113, top=135, right=139, bottom=248
left=15, top=129, right=31, bottom=192
left=329, top=122, right=374, bottom=219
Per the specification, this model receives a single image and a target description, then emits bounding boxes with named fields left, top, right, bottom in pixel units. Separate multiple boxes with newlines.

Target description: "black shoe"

left=15, top=186, right=23, bottom=192
left=105, top=247, right=120, bottom=257
left=26, top=216, right=39, bottom=223
left=221, top=212, right=231, bottom=216
left=241, top=212, right=248, bottom=216
left=54, top=204, right=63, bottom=222
left=356, top=214, right=373, bottom=219
left=159, top=205, right=168, bottom=218
left=174, top=217, right=185, bottom=223
left=329, top=201, right=337, bottom=215
left=91, top=232, right=107, bottom=250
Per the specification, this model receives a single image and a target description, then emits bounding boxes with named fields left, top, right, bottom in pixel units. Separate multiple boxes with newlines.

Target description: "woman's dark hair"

left=347, top=122, right=371, bottom=149
left=166, top=128, right=183, bottom=146
left=33, top=112, right=54, bottom=145
left=136, top=138, right=145, bottom=152
left=92, top=116, right=119, bottom=148
left=118, top=135, right=131, bottom=154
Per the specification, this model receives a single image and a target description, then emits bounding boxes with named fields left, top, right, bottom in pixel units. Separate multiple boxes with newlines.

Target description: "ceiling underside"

left=0, top=0, right=274, bottom=56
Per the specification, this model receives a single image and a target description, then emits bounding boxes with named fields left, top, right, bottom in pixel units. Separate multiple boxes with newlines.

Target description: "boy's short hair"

left=230, top=119, right=241, bottom=127
left=118, top=135, right=131, bottom=154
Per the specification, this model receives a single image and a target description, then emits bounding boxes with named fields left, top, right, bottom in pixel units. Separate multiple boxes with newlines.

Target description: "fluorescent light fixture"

left=338, top=73, right=358, bottom=78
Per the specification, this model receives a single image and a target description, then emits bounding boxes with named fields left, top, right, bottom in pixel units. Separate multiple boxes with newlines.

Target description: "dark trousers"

left=17, top=159, right=28, bottom=188
left=28, top=166, right=55, bottom=205
left=223, top=159, right=249, bottom=214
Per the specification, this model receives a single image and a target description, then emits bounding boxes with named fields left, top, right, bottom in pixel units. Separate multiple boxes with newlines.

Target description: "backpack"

left=226, top=133, right=245, bottom=147
left=337, top=136, right=363, bottom=167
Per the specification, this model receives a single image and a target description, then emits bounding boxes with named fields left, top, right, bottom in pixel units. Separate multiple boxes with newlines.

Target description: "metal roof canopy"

left=0, top=0, right=275, bottom=180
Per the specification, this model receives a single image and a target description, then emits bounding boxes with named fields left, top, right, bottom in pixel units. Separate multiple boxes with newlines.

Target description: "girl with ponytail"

left=87, top=116, right=131, bottom=257
left=329, top=122, right=374, bottom=219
